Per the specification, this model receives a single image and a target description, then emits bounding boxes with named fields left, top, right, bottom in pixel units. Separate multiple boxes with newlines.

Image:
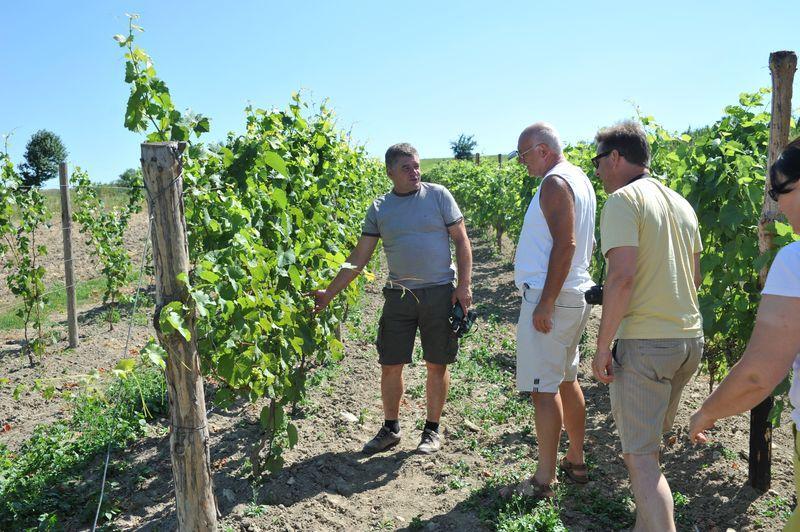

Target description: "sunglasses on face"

left=769, top=178, right=797, bottom=201
left=591, top=150, right=614, bottom=169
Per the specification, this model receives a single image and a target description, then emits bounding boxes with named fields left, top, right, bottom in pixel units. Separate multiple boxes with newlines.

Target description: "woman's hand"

left=688, top=409, right=716, bottom=444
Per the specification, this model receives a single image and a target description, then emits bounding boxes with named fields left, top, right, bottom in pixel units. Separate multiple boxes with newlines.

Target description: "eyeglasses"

left=768, top=178, right=797, bottom=201
left=591, top=150, right=614, bottom=169
left=511, top=143, right=542, bottom=163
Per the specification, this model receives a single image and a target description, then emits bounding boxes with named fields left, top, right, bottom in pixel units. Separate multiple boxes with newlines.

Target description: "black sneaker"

left=416, top=428, right=441, bottom=454
left=362, top=426, right=401, bottom=454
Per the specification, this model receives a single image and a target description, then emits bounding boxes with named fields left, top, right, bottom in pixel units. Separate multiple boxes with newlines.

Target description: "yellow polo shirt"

left=600, top=177, right=703, bottom=339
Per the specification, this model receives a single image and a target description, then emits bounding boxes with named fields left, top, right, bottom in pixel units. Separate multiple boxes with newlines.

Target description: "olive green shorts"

left=376, top=284, right=458, bottom=366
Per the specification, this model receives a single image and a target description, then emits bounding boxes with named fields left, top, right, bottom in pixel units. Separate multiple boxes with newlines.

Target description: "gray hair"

left=385, top=143, right=419, bottom=169
left=520, top=122, right=563, bottom=155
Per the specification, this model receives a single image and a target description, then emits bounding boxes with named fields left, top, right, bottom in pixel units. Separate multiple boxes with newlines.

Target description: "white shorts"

left=516, top=287, right=591, bottom=393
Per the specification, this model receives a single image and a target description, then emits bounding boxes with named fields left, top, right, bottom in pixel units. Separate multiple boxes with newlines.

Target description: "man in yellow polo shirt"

left=590, top=121, right=703, bottom=532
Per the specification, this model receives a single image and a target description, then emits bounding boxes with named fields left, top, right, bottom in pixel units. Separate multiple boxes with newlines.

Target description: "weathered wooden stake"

left=751, top=50, right=797, bottom=492
left=498, top=153, right=502, bottom=168
left=141, top=142, right=218, bottom=530
left=475, top=153, right=481, bottom=165
left=58, top=162, right=78, bottom=348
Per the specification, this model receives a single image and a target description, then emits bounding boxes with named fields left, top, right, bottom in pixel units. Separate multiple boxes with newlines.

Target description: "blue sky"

left=2, top=1, right=799, bottom=186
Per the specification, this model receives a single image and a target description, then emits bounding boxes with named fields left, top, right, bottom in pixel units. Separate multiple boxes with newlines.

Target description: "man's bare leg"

left=559, top=379, right=586, bottom=465
left=362, top=363, right=406, bottom=453
left=425, top=361, right=449, bottom=422
left=624, top=452, right=676, bottom=532
left=381, top=363, right=405, bottom=420
left=531, top=391, right=562, bottom=485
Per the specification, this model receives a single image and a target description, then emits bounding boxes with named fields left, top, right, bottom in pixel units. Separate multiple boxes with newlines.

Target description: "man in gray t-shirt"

left=311, top=143, right=473, bottom=455
left=362, top=181, right=464, bottom=289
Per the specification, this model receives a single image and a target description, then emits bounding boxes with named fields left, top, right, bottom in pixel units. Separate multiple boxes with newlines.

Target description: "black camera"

left=584, top=284, right=603, bottom=305
left=449, top=303, right=477, bottom=338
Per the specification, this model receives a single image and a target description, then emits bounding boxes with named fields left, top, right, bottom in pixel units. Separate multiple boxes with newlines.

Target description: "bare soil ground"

left=1, top=226, right=795, bottom=531
left=0, top=290, right=156, bottom=449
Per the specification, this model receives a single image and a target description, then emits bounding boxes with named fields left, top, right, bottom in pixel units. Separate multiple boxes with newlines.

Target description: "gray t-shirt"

left=362, top=182, right=463, bottom=289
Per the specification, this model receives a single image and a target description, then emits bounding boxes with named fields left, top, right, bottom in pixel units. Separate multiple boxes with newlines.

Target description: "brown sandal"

left=558, top=457, right=589, bottom=484
left=498, top=477, right=556, bottom=500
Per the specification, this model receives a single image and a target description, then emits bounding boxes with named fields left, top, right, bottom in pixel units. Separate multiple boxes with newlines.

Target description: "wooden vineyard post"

left=475, top=153, right=481, bottom=165
left=498, top=153, right=502, bottom=168
left=751, top=50, right=797, bottom=492
left=58, top=162, right=78, bottom=347
left=141, top=142, right=218, bottom=530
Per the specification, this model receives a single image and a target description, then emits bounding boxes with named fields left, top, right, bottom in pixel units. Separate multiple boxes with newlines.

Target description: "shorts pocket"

left=523, top=289, right=584, bottom=309
left=522, top=289, right=540, bottom=306
left=554, top=295, right=585, bottom=309
left=637, top=340, right=683, bottom=358
left=612, top=341, right=621, bottom=367
left=550, top=304, right=585, bottom=346
left=375, top=315, right=385, bottom=355
left=446, top=333, right=459, bottom=359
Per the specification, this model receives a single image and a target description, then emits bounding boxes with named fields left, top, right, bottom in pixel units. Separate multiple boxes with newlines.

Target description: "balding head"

left=519, top=122, right=563, bottom=156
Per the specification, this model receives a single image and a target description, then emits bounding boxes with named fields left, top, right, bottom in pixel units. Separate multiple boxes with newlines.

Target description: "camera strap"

left=626, top=173, right=649, bottom=186
left=593, top=236, right=606, bottom=286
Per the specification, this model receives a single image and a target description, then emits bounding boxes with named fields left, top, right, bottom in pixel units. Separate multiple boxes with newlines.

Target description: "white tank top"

left=514, top=160, right=597, bottom=294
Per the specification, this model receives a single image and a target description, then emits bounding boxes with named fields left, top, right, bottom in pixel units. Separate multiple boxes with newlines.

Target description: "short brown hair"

left=595, top=121, right=650, bottom=167
left=385, top=143, right=419, bottom=169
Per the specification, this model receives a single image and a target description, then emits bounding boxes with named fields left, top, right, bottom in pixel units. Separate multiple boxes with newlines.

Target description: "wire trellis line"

left=91, top=215, right=154, bottom=532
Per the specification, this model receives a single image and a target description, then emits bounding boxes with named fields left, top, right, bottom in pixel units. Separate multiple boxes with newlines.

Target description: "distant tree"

left=18, top=130, right=68, bottom=188
left=111, top=167, right=142, bottom=187
left=450, top=134, right=477, bottom=160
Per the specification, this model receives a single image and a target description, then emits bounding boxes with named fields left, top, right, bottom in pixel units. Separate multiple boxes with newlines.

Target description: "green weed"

left=496, top=498, right=566, bottom=532
left=563, top=486, right=634, bottom=530
left=406, top=382, right=425, bottom=399
left=243, top=503, right=268, bottom=517
left=409, top=514, right=425, bottom=531
left=720, top=446, right=737, bottom=461
left=443, top=460, right=470, bottom=491
left=761, top=494, right=792, bottom=520
left=0, top=367, right=166, bottom=529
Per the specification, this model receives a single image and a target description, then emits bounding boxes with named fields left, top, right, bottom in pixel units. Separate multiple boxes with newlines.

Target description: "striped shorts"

left=610, top=337, right=703, bottom=454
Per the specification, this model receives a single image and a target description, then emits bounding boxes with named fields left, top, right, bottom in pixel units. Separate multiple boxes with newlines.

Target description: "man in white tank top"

left=507, top=122, right=597, bottom=499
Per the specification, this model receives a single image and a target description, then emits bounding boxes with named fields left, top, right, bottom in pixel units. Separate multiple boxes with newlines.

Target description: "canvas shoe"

left=362, top=426, right=401, bottom=454
left=416, top=428, right=442, bottom=454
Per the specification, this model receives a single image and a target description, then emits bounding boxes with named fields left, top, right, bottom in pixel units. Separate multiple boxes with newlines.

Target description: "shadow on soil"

left=0, top=339, right=28, bottom=364
left=412, top=441, right=764, bottom=531
left=100, top=407, right=417, bottom=530
left=72, top=284, right=157, bottom=329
